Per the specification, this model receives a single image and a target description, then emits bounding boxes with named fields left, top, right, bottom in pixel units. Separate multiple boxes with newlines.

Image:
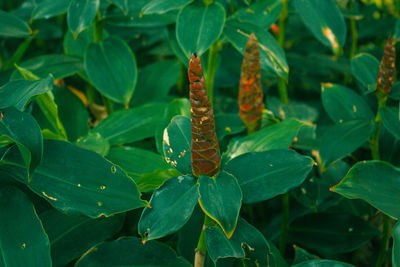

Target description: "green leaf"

left=0, top=107, right=43, bottom=178
left=64, top=26, right=95, bottom=57
left=131, top=59, right=181, bottom=106
left=224, top=150, right=313, bottom=203
left=92, top=103, right=165, bottom=145
left=163, top=115, right=192, bottom=175
left=0, top=186, right=51, bottom=267
left=67, top=0, right=99, bottom=38
left=75, top=132, right=110, bottom=156
left=0, top=75, right=53, bottom=110
left=1, top=140, right=147, bottom=218
left=224, top=118, right=303, bottom=161
left=390, top=82, right=400, bottom=100
left=320, top=120, right=375, bottom=168
left=53, top=87, right=89, bottom=141
left=11, top=54, right=84, bottom=80
left=394, top=221, right=400, bottom=267
left=289, top=212, right=379, bottom=255
left=39, top=209, right=124, bottom=267
left=293, top=0, right=346, bottom=54
left=351, top=53, right=379, bottom=93
left=107, top=146, right=178, bottom=192
left=332, top=160, right=400, bottom=219
left=206, top=218, right=283, bottom=266
left=229, top=0, right=282, bottom=28
left=380, top=106, right=400, bottom=139
left=139, top=175, right=198, bottom=241
left=215, top=113, right=245, bottom=141
left=293, top=247, right=319, bottom=264
left=75, top=237, right=191, bottom=267
left=142, top=0, right=193, bottom=15
left=198, top=172, right=242, bottom=238
left=321, top=83, right=374, bottom=123
left=32, top=0, right=70, bottom=20
left=155, top=98, right=190, bottom=154
left=394, top=18, right=400, bottom=40
left=176, top=2, right=225, bottom=58
left=84, top=36, right=137, bottom=104
left=0, top=9, right=30, bottom=38
left=292, top=260, right=355, bottom=267
left=223, top=20, right=288, bottom=79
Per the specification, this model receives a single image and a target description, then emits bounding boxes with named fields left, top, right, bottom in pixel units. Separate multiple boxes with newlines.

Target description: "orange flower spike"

left=239, top=33, right=264, bottom=134
left=188, top=53, right=220, bottom=178
left=377, top=36, right=396, bottom=95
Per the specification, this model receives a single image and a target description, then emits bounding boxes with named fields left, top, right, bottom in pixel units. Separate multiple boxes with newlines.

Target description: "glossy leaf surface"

left=198, top=172, right=242, bottom=238
left=0, top=9, right=30, bottom=38
left=351, top=53, right=379, bottom=93
left=142, top=0, right=193, bottom=15
left=333, top=160, right=400, bottom=219
left=224, top=150, right=313, bottom=203
left=380, top=106, right=400, bottom=139
left=139, top=175, right=198, bottom=241
left=67, top=0, right=99, bottom=38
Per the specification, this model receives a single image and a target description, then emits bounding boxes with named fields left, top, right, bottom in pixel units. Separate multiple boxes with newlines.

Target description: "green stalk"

left=102, top=95, right=114, bottom=115
left=205, top=42, right=221, bottom=106
left=277, top=0, right=289, bottom=104
left=279, top=193, right=290, bottom=255
left=349, top=18, right=358, bottom=60
left=93, top=11, right=103, bottom=43
left=371, top=92, right=391, bottom=267
left=194, top=215, right=214, bottom=267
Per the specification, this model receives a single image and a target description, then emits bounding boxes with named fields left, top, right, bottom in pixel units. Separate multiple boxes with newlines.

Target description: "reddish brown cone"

left=238, top=33, right=264, bottom=133
left=188, top=53, right=220, bottom=177
left=377, top=36, right=396, bottom=95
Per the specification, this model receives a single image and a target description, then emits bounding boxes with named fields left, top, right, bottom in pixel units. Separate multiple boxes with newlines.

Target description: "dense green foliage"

left=0, top=0, right=400, bottom=266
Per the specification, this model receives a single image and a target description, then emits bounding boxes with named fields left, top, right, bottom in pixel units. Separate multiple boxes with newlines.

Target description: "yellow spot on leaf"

left=163, top=129, right=170, bottom=146
left=111, top=165, right=117, bottom=173
left=322, top=27, right=339, bottom=53
left=42, top=192, right=57, bottom=201
left=97, top=201, right=103, bottom=207
left=353, top=105, right=357, bottom=112
left=225, top=127, right=231, bottom=132
left=21, top=243, right=26, bottom=249
left=100, top=185, right=106, bottom=190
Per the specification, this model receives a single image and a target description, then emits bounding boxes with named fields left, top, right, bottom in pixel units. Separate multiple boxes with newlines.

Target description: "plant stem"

left=93, top=11, right=103, bottom=43
left=349, top=18, right=358, bottom=59
left=102, top=95, right=114, bottom=115
left=205, top=42, right=221, bottom=106
left=194, top=215, right=214, bottom=267
left=279, top=193, right=290, bottom=256
left=277, top=0, right=289, bottom=104
left=371, top=93, right=391, bottom=267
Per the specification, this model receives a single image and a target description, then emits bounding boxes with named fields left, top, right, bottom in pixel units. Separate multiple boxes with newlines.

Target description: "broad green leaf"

left=380, top=106, right=400, bottom=139
left=0, top=187, right=51, bottom=267
left=85, top=36, right=137, bottom=104
left=142, top=0, right=193, bottom=15
left=206, top=218, right=284, bottom=266
left=198, top=172, right=242, bottom=238
left=139, top=175, right=198, bottom=241
left=289, top=213, right=379, bottom=255
left=110, top=0, right=129, bottom=14
left=229, top=0, right=282, bottom=28
left=32, top=0, right=70, bottom=20
left=0, top=140, right=147, bottom=218
left=155, top=98, right=190, bottom=153
left=394, top=18, right=400, bottom=40
left=92, top=103, right=165, bottom=145
left=293, top=0, right=346, bottom=54
left=293, top=247, right=319, bottom=264
left=131, top=59, right=181, bottom=106
left=67, top=0, right=99, bottom=38
left=224, top=150, right=313, bottom=203
left=224, top=118, right=303, bottom=161
left=394, top=221, right=400, bottom=267
left=0, top=107, right=43, bottom=178
left=321, top=83, right=374, bottom=123
left=75, top=132, right=110, bottom=156
left=176, top=2, right=225, bottom=58
left=107, top=146, right=178, bottom=192
left=64, top=27, right=95, bottom=57
left=39, top=209, right=124, bottom=267
left=215, top=113, right=245, bottom=141
left=0, top=9, right=30, bottom=38
left=332, top=160, right=400, bottom=219
left=11, top=55, right=84, bottom=80
left=292, top=260, right=355, bottom=267
left=390, top=82, right=400, bottom=100
left=351, top=53, right=379, bottom=93
left=53, top=87, right=89, bottom=141
left=163, top=115, right=192, bottom=175
left=0, top=75, right=53, bottom=110
left=75, top=237, right=191, bottom=267
left=268, top=99, right=319, bottom=123
left=320, top=120, right=375, bottom=168
left=223, top=20, right=288, bottom=79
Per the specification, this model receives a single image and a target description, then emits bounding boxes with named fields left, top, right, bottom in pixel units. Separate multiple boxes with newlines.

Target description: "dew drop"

left=111, top=166, right=117, bottom=173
